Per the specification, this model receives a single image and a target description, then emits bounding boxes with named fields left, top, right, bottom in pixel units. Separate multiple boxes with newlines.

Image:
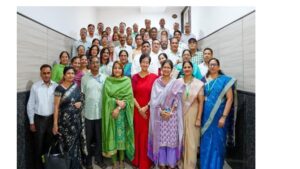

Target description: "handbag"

left=43, top=137, right=71, bottom=169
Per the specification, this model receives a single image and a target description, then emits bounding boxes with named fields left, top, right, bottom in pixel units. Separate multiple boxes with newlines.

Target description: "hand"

left=116, top=100, right=126, bottom=109
left=218, top=116, right=226, bottom=128
left=30, top=124, right=36, bottom=132
left=112, top=108, right=120, bottom=119
left=74, top=102, right=82, bottom=109
left=140, top=106, right=148, bottom=114
left=195, top=119, right=201, bottom=127
left=160, top=110, right=171, bottom=121
left=52, top=125, right=61, bottom=135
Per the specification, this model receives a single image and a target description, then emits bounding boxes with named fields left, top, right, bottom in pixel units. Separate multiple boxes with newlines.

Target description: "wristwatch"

left=118, top=106, right=122, bottom=110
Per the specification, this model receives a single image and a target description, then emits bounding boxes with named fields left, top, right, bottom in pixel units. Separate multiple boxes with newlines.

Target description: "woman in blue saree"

left=119, top=50, right=132, bottom=78
left=200, top=58, right=237, bottom=169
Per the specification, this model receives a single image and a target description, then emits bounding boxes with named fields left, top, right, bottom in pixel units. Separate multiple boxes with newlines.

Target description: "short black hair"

left=158, top=53, right=168, bottom=60
left=89, top=45, right=100, bottom=56
left=139, top=54, right=151, bottom=64
left=203, top=47, right=213, bottom=55
left=63, top=66, right=75, bottom=75
left=40, top=64, right=52, bottom=71
left=142, top=40, right=150, bottom=47
left=173, top=30, right=182, bottom=36
left=188, top=38, right=197, bottom=43
left=161, top=59, right=173, bottom=70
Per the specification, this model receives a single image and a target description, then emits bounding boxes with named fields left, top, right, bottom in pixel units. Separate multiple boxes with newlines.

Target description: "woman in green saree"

left=102, top=61, right=135, bottom=169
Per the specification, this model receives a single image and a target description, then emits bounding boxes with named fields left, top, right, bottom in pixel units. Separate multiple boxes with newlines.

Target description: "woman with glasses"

left=99, top=47, right=113, bottom=76
left=200, top=58, right=237, bottom=169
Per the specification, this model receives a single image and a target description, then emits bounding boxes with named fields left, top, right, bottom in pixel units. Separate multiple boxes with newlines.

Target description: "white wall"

left=95, top=7, right=182, bottom=35
left=191, top=6, right=255, bottom=40
left=17, top=7, right=98, bottom=39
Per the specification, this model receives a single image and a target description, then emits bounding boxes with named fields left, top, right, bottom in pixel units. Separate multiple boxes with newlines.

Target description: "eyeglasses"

left=209, top=63, right=218, bottom=67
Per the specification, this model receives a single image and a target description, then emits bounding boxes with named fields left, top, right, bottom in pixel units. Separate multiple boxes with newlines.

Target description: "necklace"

left=206, top=76, right=218, bottom=97
left=184, top=77, right=193, bottom=99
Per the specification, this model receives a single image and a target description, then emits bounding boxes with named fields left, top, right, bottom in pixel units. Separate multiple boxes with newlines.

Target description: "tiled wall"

left=198, top=11, right=255, bottom=93
left=17, top=13, right=75, bottom=92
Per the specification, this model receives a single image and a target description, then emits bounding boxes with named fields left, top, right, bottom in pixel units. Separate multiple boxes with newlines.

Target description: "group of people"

left=27, top=18, right=237, bottom=169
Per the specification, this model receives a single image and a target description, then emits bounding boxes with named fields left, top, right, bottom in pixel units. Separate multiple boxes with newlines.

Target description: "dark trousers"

left=85, top=118, right=103, bottom=166
left=33, top=114, right=54, bottom=169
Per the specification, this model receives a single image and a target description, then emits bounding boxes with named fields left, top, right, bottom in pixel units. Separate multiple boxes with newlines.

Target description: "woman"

left=71, top=56, right=84, bottom=88
left=160, top=30, right=169, bottom=40
left=200, top=58, right=237, bottom=169
left=157, top=53, right=168, bottom=76
left=99, top=47, right=113, bottom=76
left=148, top=60, right=184, bottom=169
left=52, top=66, right=88, bottom=169
left=174, top=49, right=202, bottom=80
left=101, top=36, right=109, bottom=48
left=88, top=45, right=100, bottom=60
left=179, top=61, right=204, bottom=169
left=112, top=32, right=120, bottom=47
left=51, top=51, right=70, bottom=83
left=131, top=34, right=143, bottom=62
left=79, top=55, right=89, bottom=74
left=108, top=42, right=116, bottom=62
left=77, top=45, right=86, bottom=58
left=102, top=61, right=135, bottom=169
left=139, top=28, right=146, bottom=37
left=131, top=54, right=158, bottom=169
left=119, top=50, right=132, bottom=77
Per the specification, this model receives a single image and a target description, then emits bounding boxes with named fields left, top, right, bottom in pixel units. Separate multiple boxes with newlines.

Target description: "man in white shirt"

left=150, top=27, right=158, bottom=41
left=72, top=28, right=91, bottom=57
left=171, top=22, right=180, bottom=38
left=199, top=47, right=214, bottom=77
left=114, top=33, right=133, bottom=62
left=158, top=18, right=171, bottom=39
left=182, top=23, right=196, bottom=45
left=131, top=41, right=151, bottom=75
left=86, top=24, right=99, bottom=44
left=149, top=39, right=162, bottom=75
left=160, top=35, right=169, bottom=53
left=119, top=22, right=126, bottom=35
left=167, top=37, right=182, bottom=65
left=95, top=22, right=104, bottom=41
left=173, top=30, right=188, bottom=51
left=27, top=64, right=58, bottom=169
left=145, top=19, right=151, bottom=33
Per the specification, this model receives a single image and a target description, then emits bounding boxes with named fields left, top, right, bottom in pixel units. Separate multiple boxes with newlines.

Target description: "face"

left=113, top=26, right=119, bottom=33
left=92, top=40, right=100, bottom=46
left=105, top=27, right=111, bottom=35
left=161, top=31, right=167, bottom=37
left=140, top=57, right=150, bottom=72
left=78, top=46, right=85, bottom=56
left=143, top=32, right=149, bottom=41
left=91, top=46, right=99, bottom=56
left=160, top=37, right=168, bottom=49
left=97, top=23, right=104, bottom=31
left=113, top=63, right=123, bottom=78
left=152, top=40, right=161, bottom=52
left=159, top=19, right=165, bottom=27
left=174, top=32, right=181, bottom=41
left=119, top=35, right=126, bottom=45
left=145, top=20, right=151, bottom=28
left=112, top=33, right=119, bottom=41
left=90, top=57, right=100, bottom=72
left=60, top=53, right=69, bottom=65
left=126, top=37, right=133, bottom=46
left=63, top=69, right=75, bottom=82
left=101, top=37, right=108, bottom=46
left=150, top=29, right=157, bottom=39
left=174, top=23, right=179, bottom=30
left=119, top=51, right=128, bottom=64
left=88, top=25, right=95, bottom=34
left=188, top=41, right=197, bottom=50
left=140, top=29, right=145, bottom=36
left=184, top=24, right=191, bottom=33
left=183, top=62, right=193, bottom=77
left=162, top=62, right=172, bottom=77
left=71, top=58, right=80, bottom=71
left=142, top=43, right=151, bottom=55
left=203, top=49, right=213, bottom=63
left=102, top=49, right=109, bottom=63
left=133, top=24, right=138, bottom=32
left=135, top=35, right=143, bottom=46
left=80, top=56, right=88, bottom=67
left=182, top=51, right=192, bottom=62
left=80, top=29, right=87, bottom=39
left=170, top=39, right=179, bottom=52
left=126, top=27, right=132, bottom=35
left=40, top=67, right=51, bottom=83
left=119, top=24, right=125, bottom=33
left=159, top=54, right=167, bottom=65
left=208, top=59, right=220, bottom=75
left=109, top=43, right=115, bottom=53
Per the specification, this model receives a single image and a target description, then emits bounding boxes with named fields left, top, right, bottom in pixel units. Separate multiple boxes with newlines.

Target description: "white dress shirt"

left=27, top=80, right=58, bottom=124
left=181, top=33, right=196, bottom=45
left=114, top=44, right=133, bottom=62
left=199, top=62, right=209, bottom=77
left=167, top=48, right=182, bottom=66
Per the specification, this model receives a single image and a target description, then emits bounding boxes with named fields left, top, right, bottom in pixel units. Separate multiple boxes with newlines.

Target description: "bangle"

left=118, top=106, right=122, bottom=110
left=222, top=114, right=227, bottom=118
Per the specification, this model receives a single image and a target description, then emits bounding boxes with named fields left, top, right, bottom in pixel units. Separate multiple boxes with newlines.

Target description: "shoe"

left=119, top=161, right=125, bottom=169
left=95, top=160, right=108, bottom=169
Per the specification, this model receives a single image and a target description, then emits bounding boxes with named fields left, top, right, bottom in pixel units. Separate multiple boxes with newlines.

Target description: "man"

left=114, top=34, right=133, bottom=62
left=95, top=22, right=104, bottom=41
left=126, top=26, right=133, bottom=38
left=167, top=37, right=182, bottom=65
left=172, top=22, right=180, bottom=37
left=126, top=35, right=134, bottom=49
left=113, top=26, right=119, bottom=34
left=81, top=56, right=107, bottom=169
left=86, top=24, right=99, bottom=44
left=131, top=41, right=151, bottom=75
left=160, top=35, right=169, bottom=53
left=150, top=27, right=158, bottom=41
left=182, top=23, right=196, bottom=45
left=132, top=23, right=139, bottom=38
left=149, top=39, right=161, bottom=75
left=27, top=64, right=58, bottom=169
left=145, top=19, right=151, bottom=33
left=174, top=30, right=188, bottom=50
left=188, top=38, right=203, bottom=65
left=72, top=28, right=92, bottom=57
left=119, top=22, right=126, bottom=35
left=105, top=26, right=112, bottom=41
left=158, top=18, right=170, bottom=39
left=198, top=47, right=214, bottom=77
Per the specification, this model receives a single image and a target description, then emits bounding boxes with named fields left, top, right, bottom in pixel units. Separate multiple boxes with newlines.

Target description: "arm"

left=195, top=87, right=205, bottom=127
left=27, top=85, right=36, bottom=131
left=218, top=88, right=233, bottom=128
left=52, top=95, right=61, bottom=135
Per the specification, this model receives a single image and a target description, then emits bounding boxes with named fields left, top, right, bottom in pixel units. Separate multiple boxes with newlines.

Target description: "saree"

left=148, top=77, right=184, bottom=167
left=101, top=76, right=135, bottom=160
left=55, top=83, right=88, bottom=169
left=124, top=63, right=132, bottom=77
left=131, top=73, right=158, bottom=169
left=74, top=70, right=84, bottom=88
left=173, top=62, right=202, bottom=80
left=179, top=77, right=204, bottom=169
left=51, top=64, right=66, bottom=83
left=200, top=75, right=237, bottom=169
